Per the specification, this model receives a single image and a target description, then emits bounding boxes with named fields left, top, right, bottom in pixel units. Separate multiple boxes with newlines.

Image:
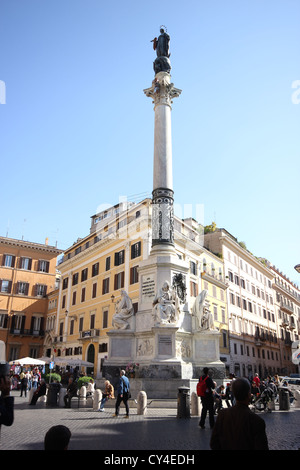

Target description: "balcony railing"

left=9, top=328, right=45, bottom=337
left=79, top=329, right=100, bottom=340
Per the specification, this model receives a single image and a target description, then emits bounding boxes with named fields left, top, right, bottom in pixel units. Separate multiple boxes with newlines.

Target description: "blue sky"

left=1, top=0, right=299, bottom=285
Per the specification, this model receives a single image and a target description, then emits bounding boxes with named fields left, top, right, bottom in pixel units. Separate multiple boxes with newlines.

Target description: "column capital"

left=144, top=72, right=181, bottom=108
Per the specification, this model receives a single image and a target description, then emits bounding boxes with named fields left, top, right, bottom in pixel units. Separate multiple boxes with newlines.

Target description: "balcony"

left=79, top=329, right=100, bottom=341
left=280, top=300, right=294, bottom=314
left=9, top=328, right=45, bottom=337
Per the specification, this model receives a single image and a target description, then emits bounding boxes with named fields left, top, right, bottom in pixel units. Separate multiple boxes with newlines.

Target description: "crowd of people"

left=211, top=372, right=282, bottom=415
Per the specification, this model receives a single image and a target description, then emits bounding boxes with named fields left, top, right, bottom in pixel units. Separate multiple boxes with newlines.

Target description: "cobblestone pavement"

left=1, top=391, right=299, bottom=452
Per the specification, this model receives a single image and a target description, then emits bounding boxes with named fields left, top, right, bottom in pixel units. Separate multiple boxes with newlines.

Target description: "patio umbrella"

left=9, top=357, right=46, bottom=366
left=37, top=356, right=52, bottom=364
left=55, top=358, right=94, bottom=367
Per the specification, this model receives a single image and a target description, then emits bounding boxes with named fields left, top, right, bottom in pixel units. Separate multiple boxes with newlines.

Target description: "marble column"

left=144, top=72, right=181, bottom=252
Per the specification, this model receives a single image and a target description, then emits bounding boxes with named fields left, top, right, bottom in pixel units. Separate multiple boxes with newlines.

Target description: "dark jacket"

left=0, top=395, right=14, bottom=427
left=200, top=374, right=215, bottom=398
left=210, top=402, right=269, bottom=450
left=117, top=376, right=130, bottom=395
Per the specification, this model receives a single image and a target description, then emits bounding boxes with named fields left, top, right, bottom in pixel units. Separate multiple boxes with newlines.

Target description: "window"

left=0, top=280, right=12, bottom=293
left=35, top=284, right=47, bottom=297
left=92, top=283, right=97, bottom=298
left=103, top=310, right=108, bottom=329
left=131, top=241, right=141, bottom=259
left=62, top=295, right=66, bottom=309
left=75, top=246, right=81, bottom=255
left=92, top=262, right=99, bottom=277
left=2, top=254, right=15, bottom=268
left=190, top=281, right=198, bottom=297
left=19, top=257, right=32, bottom=270
left=190, top=261, right=197, bottom=275
left=81, top=268, right=88, bottom=282
left=72, top=273, right=79, bottom=286
left=81, top=287, right=86, bottom=303
left=17, top=282, right=29, bottom=295
left=70, top=320, right=74, bottom=335
left=62, top=278, right=68, bottom=290
left=72, top=291, right=76, bottom=305
left=105, top=257, right=111, bottom=271
left=38, top=260, right=49, bottom=273
left=114, top=250, right=125, bottom=266
left=114, top=272, right=124, bottom=290
left=130, top=266, right=139, bottom=284
left=90, top=313, right=95, bottom=329
left=79, top=317, right=84, bottom=332
left=102, top=278, right=109, bottom=294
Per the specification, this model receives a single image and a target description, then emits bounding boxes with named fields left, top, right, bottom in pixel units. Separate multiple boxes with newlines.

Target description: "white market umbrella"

left=37, top=356, right=52, bottom=364
left=54, top=357, right=94, bottom=367
left=9, top=356, right=46, bottom=366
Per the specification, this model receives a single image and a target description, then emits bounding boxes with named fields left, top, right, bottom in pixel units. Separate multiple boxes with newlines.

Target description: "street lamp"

left=295, top=264, right=300, bottom=274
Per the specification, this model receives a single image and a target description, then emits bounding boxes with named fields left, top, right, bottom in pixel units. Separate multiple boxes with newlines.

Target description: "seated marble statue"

left=201, top=305, right=215, bottom=330
left=152, top=281, right=179, bottom=324
left=112, top=290, right=134, bottom=330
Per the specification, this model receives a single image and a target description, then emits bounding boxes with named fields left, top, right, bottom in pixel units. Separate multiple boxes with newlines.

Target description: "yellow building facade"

left=0, top=237, right=62, bottom=361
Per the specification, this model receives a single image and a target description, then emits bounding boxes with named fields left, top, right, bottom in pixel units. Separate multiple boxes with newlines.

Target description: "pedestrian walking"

left=197, top=367, right=215, bottom=429
left=210, top=377, right=269, bottom=450
left=113, top=370, right=130, bottom=418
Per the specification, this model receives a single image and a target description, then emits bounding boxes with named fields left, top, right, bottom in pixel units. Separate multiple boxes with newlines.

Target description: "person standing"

left=210, top=378, right=269, bottom=450
left=198, top=367, right=215, bottom=429
left=113, top=370, right=130, bottom=418
left=20, top=373, right=28, bottom=398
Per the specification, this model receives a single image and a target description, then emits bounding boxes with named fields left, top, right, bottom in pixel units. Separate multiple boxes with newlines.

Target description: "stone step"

left=101, top=398, right=178, bottom=409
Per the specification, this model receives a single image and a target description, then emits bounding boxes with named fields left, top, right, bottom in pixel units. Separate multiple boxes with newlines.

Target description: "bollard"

left=137, top=391, right=147, bottom=415
left=28, top=388, right=35, bottom=404
left=279, top=388, right=290, bottom=410
left=93, top=389, right=102, bottom=411
left=268, top=399, right=276, bottom=411
left=47, top=382, right=61, bottom=407
left=190, top=391, right=201, bottom=416
left=79, top=385, right=87, bottom=408
left=177, top=386, right=190, bottom=419
left=59, top=388, right=66, bottom=407
left=293, top=390, right=300, bottom=409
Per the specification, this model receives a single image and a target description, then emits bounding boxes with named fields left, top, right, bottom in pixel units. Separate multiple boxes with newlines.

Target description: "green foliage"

left=204, top=222, right=217, bottom=234
left=77, top=376, right=94, bottom=389
left=45, top=373, right=61, bottom=383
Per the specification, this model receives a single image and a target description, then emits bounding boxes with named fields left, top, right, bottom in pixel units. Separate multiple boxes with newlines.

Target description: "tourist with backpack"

left=197, top=367, right=215, bottom=429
